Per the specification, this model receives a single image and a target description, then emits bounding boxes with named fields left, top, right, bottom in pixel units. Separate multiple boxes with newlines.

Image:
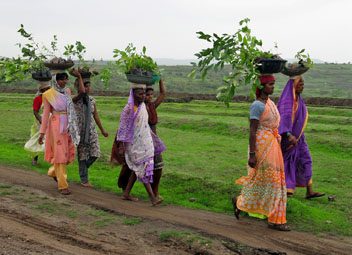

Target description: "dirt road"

left=0, top=165, right=351, bottom=255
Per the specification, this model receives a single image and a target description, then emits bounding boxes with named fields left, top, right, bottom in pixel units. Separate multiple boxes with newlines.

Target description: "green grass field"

left=0, top=92, right=351, bottom=236
left=2, top=63, right=352, bottom=98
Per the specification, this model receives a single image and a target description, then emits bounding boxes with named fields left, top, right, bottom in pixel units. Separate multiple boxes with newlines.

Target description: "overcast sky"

left=1, top=0, right=351, bottom=63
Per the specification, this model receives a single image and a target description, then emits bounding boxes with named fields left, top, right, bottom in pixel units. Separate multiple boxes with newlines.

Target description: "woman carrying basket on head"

left=234, top=74, right=289, bottom=231
left=39, top=71, right=81, bottom=195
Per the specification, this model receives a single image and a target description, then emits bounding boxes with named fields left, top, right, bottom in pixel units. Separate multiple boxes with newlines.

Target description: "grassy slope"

left=0, top=93, right=351, bottom=236
left=2, top=63, right=352, bottom=98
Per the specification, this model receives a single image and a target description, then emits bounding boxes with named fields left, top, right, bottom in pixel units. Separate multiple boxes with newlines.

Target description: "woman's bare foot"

left=122, top=195, right=139, bottom=202
left=268, top=223, right=291, bottom=231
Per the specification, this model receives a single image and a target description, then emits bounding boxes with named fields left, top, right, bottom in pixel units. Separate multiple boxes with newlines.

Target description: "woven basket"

left=257, top=59, right=287, bottom=74
left=44, top=61, right=74, bottom=70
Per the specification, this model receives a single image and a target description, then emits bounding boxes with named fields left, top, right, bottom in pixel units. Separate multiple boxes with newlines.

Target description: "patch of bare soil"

left=0, top=166, right=351, bottom=255
left=0, top=183, right=248, bottom=255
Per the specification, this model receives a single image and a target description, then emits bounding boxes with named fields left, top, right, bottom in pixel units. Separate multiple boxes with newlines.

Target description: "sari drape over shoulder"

left=236, top=99, right=287, bottom=225
left=40, top=87, right=76, bottom=164
left=277, top=79, right=312, bottom=193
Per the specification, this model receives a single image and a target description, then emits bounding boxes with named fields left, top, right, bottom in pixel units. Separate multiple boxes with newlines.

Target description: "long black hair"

left=56, top=72, right=68, bottom=81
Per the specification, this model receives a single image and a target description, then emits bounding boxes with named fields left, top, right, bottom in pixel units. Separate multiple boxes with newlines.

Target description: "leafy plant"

left=190, top=18, right=278, bottom=106
left=295, top=49, right=314, bottom=68
left=113, top=43, right=159, bottom=75
left=1, top=24, right=50, bottom=82
left=63, top=41, right=88, bottom=69
left=16, top=24, right=51, bottom=71
left=98, top=61, right=117, bottom=87
left=0, top=57, right=31, bottom=83
left=1, top=25, right=67, bottom=83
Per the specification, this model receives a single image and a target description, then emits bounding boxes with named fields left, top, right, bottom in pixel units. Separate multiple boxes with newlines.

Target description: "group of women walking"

left=234, top=74, right=324, bottom=231
left=25, top=68, right=324, bottom=230
left=26, top=69, right=166, bottom=204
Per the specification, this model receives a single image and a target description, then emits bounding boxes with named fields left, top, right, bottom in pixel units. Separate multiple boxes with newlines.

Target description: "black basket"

left=281, top=63, right=309, bottom=77
left=256, top=59, right=287, bottom=74
left=32, top=70, right=52, bottom=81
left=74, top=70, right=93, bottom=79
left=44, top=61, right=74, bottom=70
left=126, top=73, right=154, bottom=85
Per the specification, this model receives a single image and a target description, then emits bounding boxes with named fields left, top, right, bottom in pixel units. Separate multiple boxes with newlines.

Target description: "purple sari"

left=116, top=90, right=166, bottom=183
left=277, top=79, right=312, bottom=192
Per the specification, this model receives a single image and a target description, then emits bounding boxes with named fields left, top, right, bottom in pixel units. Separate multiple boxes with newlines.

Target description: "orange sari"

left=236, top=98, right=287, bottom=224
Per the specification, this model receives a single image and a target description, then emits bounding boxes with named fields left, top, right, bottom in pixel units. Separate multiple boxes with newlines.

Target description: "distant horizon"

left=58, top=57, right=340, bottom=65
left=1, top=56, right=345, bottom=66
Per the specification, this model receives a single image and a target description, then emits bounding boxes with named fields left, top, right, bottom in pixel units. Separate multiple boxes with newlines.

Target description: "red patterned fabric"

left=259, top=75, right=275, bottom=85
left=32, top=95, right=42, bottom=111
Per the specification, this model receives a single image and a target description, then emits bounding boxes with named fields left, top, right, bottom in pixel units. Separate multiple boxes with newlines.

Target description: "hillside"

left=1, top=63, right=352, bottom=99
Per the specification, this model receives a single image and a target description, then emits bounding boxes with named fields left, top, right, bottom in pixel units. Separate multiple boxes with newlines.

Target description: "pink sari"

left=40, top=88, right=75, bottom=164
left=236, top=98, right=287, bottom=224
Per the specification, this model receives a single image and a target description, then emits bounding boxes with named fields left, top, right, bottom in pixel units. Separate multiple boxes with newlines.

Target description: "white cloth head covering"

left=38, top=81, right=51, bottom=90
left=35, top=81, right=51, bottom=96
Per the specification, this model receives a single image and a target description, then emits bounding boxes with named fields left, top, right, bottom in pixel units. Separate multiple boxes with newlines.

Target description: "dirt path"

left=1, top=166, right=351, bottom=255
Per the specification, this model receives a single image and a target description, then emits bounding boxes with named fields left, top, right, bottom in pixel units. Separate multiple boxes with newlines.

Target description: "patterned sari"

left=236, top=98, right=287, bottom=224
left=116, top=90, right=166, bottom=183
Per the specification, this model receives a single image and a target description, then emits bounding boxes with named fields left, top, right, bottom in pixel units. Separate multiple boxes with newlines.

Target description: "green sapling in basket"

left=113, top=43, right=160, bottom=85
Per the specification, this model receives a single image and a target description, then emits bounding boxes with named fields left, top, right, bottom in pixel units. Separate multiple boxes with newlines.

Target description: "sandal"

left=287, top=192, right=293, bottom=197
left=156, top=195, right=164, bottom=202
left=268, top=223, right=291, bottom=231
left=81, top=182, right=93, bottom=188
left=122, top=195, right=139, bottom=202
left=60, top=189, right=71, bottom=195
left=306, top=192, right=325, bottom=199
left=232, top=196, right=241, bottom=220
left=152, top=198, right=163, bottom=206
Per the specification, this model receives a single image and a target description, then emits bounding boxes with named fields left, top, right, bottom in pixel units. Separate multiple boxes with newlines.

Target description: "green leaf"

left=187, top=69, right=197, bottom=78
left=192, top=17, right=278, bottom=105
left=238, top=33, right=243, bottom=42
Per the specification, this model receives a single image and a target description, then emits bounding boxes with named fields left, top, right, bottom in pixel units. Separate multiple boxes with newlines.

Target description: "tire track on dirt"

left=0, top=208, right=125, bottom=255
